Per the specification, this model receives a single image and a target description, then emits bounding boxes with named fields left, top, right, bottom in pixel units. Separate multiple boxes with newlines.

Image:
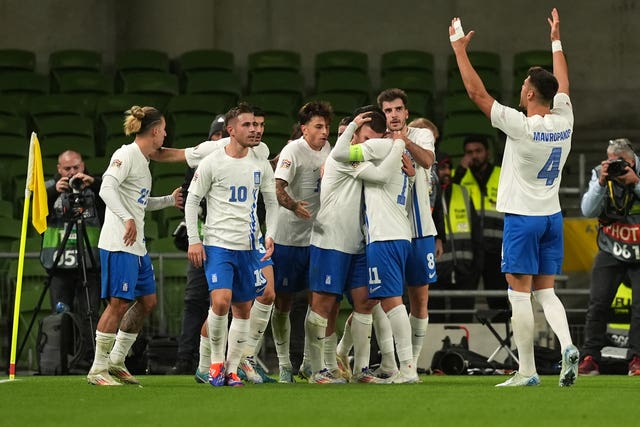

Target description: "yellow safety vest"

left=458, top=167, right=503, bottom=243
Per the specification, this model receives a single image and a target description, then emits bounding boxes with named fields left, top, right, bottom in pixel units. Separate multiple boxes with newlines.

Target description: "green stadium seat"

left=49, top=49, right=102, bottom=74
left=443, top=93, right=484, bottom=118
left=103, top=135, right=133, bottom=158
left=0, top=115, right=27, bottom=138
left=513, top=50, right=553, bottom=90
left=119, top=72, right=179, bottom=108
left=248, top=50, right=301, bottom=74
left=405, top=92, right=435, bottom=122
left=261, top=115, right=295, bottom=156
left=53, top=71, right=112, bottom=96
left=442, top=114, right=499, bottom=152
left=29, top=95, right=87, bottom=121
left=183, top=71, right=241, bottom=107
left=40, top=135, right=96, bottom=160
left=0, top=71, right=48, bottom=96
left=0, top=95, right=22, bottom=117
left=83, top=156, right=109, bottom=175
left=448, top=51, right=501, bottom=76
left=153, top=162, right=189, bottom=180
left=315, top=50, right=368, bottom=75
left=241, top=93, right=299, bottom=120
left=380, top=70, right=435, bottom=98
left=144, top=217, right=161, bottom=243
left=315, top=70, right=371, bottom=104
left=166, top=94, right=230, bottom=118
left=34, top=116, right=94, bottom=140
left=381, top=50, right=435, bottom=76
left=447, top=70, right=502, bottom=100
left=115, top=49, right=170, bottom=74
left=0, top=49, right=36, bottom=73
left=171, top=136, right=205, bottom=150
left=249, top=70, right=305, bottom=100
left=176, top=49, right=234, bottom=77
left=170, top=115, right=213, bottom=144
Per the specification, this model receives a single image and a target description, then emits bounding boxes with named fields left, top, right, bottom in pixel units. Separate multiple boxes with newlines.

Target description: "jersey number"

left=137, top=188, right=150, bottom=205
left=537, top=147, right=562, bottom=186
left=229, top=186, right=248, bottom=202
left=368, top=267, right=382, bottom=285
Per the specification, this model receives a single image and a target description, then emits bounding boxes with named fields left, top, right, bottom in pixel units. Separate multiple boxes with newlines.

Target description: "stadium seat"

left=261, top=115, right=295, bottom=156
left=103, top=135, right=133, bottom=158
left=307, top=92, right=362, bottom=119
left=144, top=217, right=161, bottom=243
left=53, top=71, right=112, bottom=96
left=405, top=92, right=435, bottom=122
left=0, top=95, right=22, bottom=117
left=241, top=93, right=299, bottom=119
left=176, top=49, right=234, bottom=79
left=34, top=116, right=94, bottom=140
left=40, top=135, right=96, bottom=160
left=153, top=161, right=189, bottom=180
left=443, top=93, right=484, bottom=118
left=438, top=135, right=467, bottom=158
left=119, top=71, right=179, bottom=107
left=49, top=49, right=102, bottom=74
left=0, top=49, right=36, bottom=73
left=249, top=70, right=305, bottom=100
left=29, top=95, right=87, bottom=122
left=315, top=50, right=368, bottom=75
left=170, top=115, right=213, bottom=144
left=447, top=70, right=503, bottom=100
left=447, top=51, right=501, bottom=76
left=248, top=50, right=301, bottom=74
left=153, top=256, right=188, bottom=337
left=0, top=71, right=48, bottom=96
left=166, top=94, right=231, bottom=119
left=83, top=156, right=109, bottom=175
left=315, top=70, right=371, bottom=104
left=380, top=50, right=435, bottom=76
left=183, top=71, right=241, bottom=107
left=0, top=136, right=28, bottom=162
left=115, top=49, right=170, bottom=74
left=0, top=115, right=27, bottom=138
left=380, top=70, right=435, bottom=99
left=442, top=114, right=499, bottom=149
left=513, top=50, right=553, bottom=90
left=171, top=136, right=205, bottom=150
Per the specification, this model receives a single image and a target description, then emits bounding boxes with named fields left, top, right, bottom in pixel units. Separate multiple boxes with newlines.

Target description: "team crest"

left=121, top=282, right=128, bottom=292
left=350, top=161, right=361, bottom=168
left=211, top=273, right=218, bottom=283
left=111, top=159, right=122, bottom=168
left=254, top=171, right=261, bottom=185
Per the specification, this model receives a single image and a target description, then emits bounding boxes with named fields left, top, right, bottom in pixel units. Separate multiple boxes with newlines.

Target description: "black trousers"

left=175, top=263, right=210, bottom=365
left=583, top=251, right=640, bottom=361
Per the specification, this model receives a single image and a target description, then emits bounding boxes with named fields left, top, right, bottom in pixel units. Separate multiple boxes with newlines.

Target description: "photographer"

left=43, top=149, right=105, bottom=368
left=580, top=138, right=640, bottom=376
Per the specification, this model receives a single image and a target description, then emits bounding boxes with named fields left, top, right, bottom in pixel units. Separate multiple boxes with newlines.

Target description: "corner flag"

left=27, top=132, right=48, bottom=234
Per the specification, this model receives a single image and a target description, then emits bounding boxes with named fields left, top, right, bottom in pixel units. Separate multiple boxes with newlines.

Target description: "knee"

left=258, top=288, right=275, bottom=305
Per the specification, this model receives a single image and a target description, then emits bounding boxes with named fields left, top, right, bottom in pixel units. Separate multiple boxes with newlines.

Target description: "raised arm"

left=548, top=8, right=569, bottom=95
left=448, top=18, right=495, bottom=118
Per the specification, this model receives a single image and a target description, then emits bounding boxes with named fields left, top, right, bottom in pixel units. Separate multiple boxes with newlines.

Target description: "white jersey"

left=310, top=156, right=369, bottom=254
left=363, top=144, right=412, bottom=244
left=185, top=137, right=270, bottom=168
left=491, top=92, right=573, bottom=215
left=273, top=137, right=330, bottom=246
left=360, top=127, right=437, bottom=238
left=188, top=146, right=276, bottom=251
left=98, top=142, right=151, bottom=256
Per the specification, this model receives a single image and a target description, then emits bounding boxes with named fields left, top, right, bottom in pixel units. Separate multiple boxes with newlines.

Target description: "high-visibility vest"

left=458, top=166, right=503, bottom=247
left=440, top=183, right=474, bottom=266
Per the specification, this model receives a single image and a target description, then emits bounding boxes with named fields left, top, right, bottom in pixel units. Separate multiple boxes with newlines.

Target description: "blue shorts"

left=501, top=212, right=564, bottom=275
left=309, top=246, right=368, bottom=296
left=204, top=245, right=265, bottom=303
left=272, top=244, right=309, bottom=293
left=406, top=236, right=437, bottom=286
left=366, top=240, right=411, bottom=298
left=100, top=250, right=156, bottom=300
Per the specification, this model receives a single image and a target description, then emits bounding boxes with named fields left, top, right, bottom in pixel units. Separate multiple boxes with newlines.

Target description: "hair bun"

left=129, top=105, right=145, bottom=119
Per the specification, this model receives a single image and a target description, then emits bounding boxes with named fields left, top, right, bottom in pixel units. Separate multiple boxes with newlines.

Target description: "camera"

left=607, top=158, right=631, bottom=179
left=68, top=176, right=85, bottom=192
left=57, top=177, right=96, bottom=221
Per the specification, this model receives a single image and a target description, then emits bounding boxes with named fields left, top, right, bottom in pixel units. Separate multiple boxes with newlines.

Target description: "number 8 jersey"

left=491, top=92, right=573, bottom=215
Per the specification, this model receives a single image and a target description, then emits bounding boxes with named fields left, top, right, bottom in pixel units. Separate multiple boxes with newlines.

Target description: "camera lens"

left=69, top=177, right=84, bottom=191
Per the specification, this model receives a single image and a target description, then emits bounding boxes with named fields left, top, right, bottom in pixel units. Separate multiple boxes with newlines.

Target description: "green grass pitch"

left=0, top=374, right=638, bottom=426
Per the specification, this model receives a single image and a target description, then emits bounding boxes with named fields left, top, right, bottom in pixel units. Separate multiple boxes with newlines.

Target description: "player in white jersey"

left=150, top=108, right=276, bottom=383
left=307, top=108, right=405, bottom=383
left=185, top=104, right=278, bottom=387
left=334, top=90, right=438, bottom=378
left=87, top=106, right=183, bottom=386
left=271, top=101, right=332, bottom=383
left=450, top=8, right=579, bottom=387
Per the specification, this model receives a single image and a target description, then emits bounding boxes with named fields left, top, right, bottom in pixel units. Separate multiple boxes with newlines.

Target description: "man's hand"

left=402, top=153, right=416, bottom=177
left=123, top=218, right=137, bottom=246
left=262, top=237, right=275, bottom=261
left=616, top=166, right=640, bottom=186
left=55, top=176, right=70, bottom=193
left=74, top=172, right=94, bottom=187
left=188, top=242, right=206, bottom=268
left=598, top=160, right=610, bottom=186
left=293, top=200, right=312, bottom=219
left=459, top=153, right=472, bottom=169
left=352, top=112, right=372, bottom=129
left=171, top=186, right=184, bottom=209
left=548, top=8, right=560, bottom=41
left=449, top=17, right=475, bottom=51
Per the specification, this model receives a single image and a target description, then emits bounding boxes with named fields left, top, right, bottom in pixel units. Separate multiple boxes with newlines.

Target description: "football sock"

left=271, top=308, right=292, bottom=369
left=246, top=301, right=273, bottom=357
left=91, top=331, right=115, bottom=372
left=387, top=305, right=414, bottom=376
left=306, top=310, right=328, bottom=373
left=324, top=332, right=338, bottom=372
left=336, top=313, right=353, bottom=358
left=207, top=309, right=228, bottom=364
left=301, top=305, right=311, bottom=371
left=108, top=330, right=137, bottom=366
left=409, top=314, right=429, bottom=367
left=533, top=288, right=573, bottom=351
left=351, top=311, right=373, bottom=373
left=226, top=318, right=249, bottom=374
left=508, top=289, right=536, bottom=377
left=373, top=303, right=397, bottom=373
left=197, top=335, right=210, bottom=374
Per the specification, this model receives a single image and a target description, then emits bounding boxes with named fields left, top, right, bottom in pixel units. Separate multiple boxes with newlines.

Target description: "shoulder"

left=252, top=142, right=270, bottom=160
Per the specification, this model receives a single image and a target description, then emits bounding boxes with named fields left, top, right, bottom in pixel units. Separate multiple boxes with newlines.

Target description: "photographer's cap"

left=208, top=114, right=226, bottom=139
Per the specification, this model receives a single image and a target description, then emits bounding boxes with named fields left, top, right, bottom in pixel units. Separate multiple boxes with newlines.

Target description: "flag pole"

left=7, top=132, right=48, bottom=381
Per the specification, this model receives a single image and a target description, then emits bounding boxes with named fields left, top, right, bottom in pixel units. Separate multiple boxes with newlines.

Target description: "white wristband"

left=449, top=19, right=465, bottom=42
left=552, top=40, right=562, bottom=52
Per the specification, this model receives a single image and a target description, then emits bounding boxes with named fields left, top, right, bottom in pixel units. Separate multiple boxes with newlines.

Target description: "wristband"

left=449, top=19, right=464, bottom=42
left=552, top=40, right=562, bottom=52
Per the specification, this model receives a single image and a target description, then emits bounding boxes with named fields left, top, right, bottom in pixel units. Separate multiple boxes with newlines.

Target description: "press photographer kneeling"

left=580, top=138, right=640, bottom=375
left=41, top=150, right=105, bottom=372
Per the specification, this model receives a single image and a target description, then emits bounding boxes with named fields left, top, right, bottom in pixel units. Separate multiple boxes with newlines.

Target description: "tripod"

left=17, top=213, right=99, bottom=362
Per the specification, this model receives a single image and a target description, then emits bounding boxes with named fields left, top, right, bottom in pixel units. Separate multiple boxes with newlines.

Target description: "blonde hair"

left=123, top=105, right=163, bottom=136
left=408, top=117, right=439, bottom=139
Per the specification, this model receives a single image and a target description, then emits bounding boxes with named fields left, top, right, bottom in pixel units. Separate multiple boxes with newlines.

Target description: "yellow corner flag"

left=27, top=132, right=48, bottom=234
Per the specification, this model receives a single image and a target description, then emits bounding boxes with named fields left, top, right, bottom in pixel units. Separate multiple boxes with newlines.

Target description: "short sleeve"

left=491, top=100, right=528, bottom=139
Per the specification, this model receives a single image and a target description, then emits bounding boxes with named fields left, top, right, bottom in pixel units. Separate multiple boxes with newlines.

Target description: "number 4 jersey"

left=491, top=92, right=573, bottom=215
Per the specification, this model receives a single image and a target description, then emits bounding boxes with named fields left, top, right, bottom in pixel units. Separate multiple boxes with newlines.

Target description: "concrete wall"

left=1, top=0, right=639, bottom=129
